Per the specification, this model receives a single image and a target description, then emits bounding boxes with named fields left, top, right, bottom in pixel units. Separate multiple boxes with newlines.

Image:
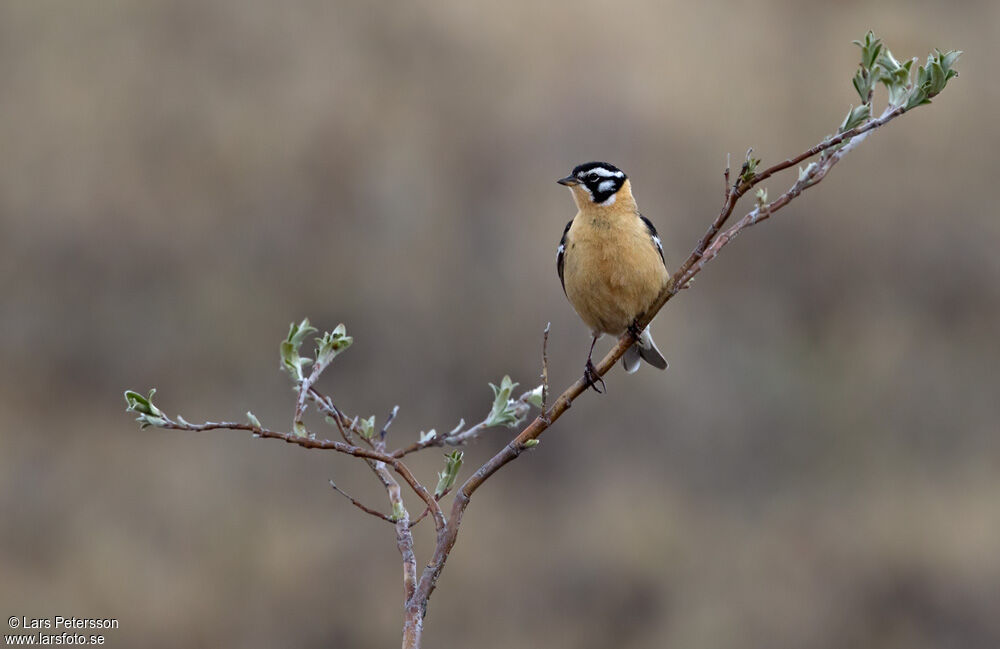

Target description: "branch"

left=124, top=34, right=960, bottom=649
left=540, top=322, right=551, bottom=418
left=329, top=480, right=397, bottom=524
left=137, top=408, right=447, bottom=534
left=323, top=401, right=419, bottom=599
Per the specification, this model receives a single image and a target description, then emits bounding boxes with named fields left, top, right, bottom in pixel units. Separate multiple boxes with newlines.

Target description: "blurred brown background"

left=2, top=1, right=998, bottom=647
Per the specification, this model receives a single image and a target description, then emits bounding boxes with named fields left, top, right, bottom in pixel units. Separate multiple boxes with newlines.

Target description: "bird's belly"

left=563, top=236, right=667, bottom=335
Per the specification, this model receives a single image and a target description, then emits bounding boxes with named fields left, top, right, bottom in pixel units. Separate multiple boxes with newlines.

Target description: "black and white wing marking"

left=557, top=219, right=572, bottom=295
left=640, top=214, right=665, bottom=265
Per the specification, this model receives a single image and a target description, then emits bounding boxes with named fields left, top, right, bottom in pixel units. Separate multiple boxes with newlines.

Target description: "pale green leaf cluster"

left=280, top=318, right=318, bottom=382
left=123, top=389, right=167, bottom=429
left=846, top=30, right=960, bottom=130
left=435, top=450, right=464, bottom=498
left=315, top=324, right=353, bottom=368
left=524, top=385, right=544, bottom=409
left=485, top=375, right=521, bottom=428
left=839, top=104, right=871, bottom=133
left=358, top=415, right=376, bottom=440
left=754, top=187, right=768, bottom=209
left=738, top=150, right=761, bottom=186
left=281, top=318, right=353, bottom=383
left=909, top=49, right=961, bottom=109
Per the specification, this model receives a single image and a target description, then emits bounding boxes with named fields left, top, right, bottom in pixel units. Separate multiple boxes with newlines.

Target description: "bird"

left=556, top=161, right=669, bottom=392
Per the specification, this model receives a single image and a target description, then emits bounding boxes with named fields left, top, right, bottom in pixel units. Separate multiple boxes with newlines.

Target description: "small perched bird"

left=556, top=162, right=669, bottom=391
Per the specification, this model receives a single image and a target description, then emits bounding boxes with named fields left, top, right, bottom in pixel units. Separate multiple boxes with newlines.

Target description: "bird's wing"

left=557, top=219, right=573, bottom=295
left=639, top=214, right=665, bottom=265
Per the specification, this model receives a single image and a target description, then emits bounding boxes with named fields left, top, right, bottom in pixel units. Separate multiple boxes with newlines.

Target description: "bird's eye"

left=586, top=173, right=599, bottom=182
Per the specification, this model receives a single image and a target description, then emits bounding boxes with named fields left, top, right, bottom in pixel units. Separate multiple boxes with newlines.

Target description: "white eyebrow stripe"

left=579, top=167, right=624, bottom=178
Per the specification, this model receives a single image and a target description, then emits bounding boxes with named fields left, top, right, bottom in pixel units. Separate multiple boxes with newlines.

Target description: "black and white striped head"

left=557, top=162, right=628, bottom=206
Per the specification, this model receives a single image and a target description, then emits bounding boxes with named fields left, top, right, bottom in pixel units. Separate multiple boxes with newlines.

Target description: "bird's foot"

left=627, top=321, right=642, bottom=340
left=584, top=359, right=606, bottom=394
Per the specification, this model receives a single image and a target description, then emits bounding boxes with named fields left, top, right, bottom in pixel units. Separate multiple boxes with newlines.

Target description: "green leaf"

left=905, top=87, right=930, bottom=110
left=124, top=389, right=162, bottom=416
left=876, top=48, right=902, bottom=73
left=293, top=421, right=308, bottom=437
left=523, top=439, right=540, bottom=448
left=852, top=68, right=872, bottom=103
left=910, top=49, right=960, bottom=109
left=391, top=501, right=407, bottom=522
left=485, top=375, right=521, bottom=428
left=314, top=323, right=353, bottom=367
left=358, top=415, right=376, bottom=440
left=853, top=31, right=883, bottom=70
left=525, top=385, right=544, bottom=409
left=939, top=49, right=962, bottom=73
left=435, top=450, right=464, bottom=498
left=754, top=187, right=768, bottom=208
left=280, top=319, right=317, bottom=382
left=738, top=150, right=760, bottom=185
left=839, top=103, right=871, bottom=133
left=124, top=389, right=169, bottom=429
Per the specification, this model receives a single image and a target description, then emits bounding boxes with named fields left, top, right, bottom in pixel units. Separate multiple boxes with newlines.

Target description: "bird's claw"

left=627, top=321, right=642, bottom=339
left=584, top=360, right=606, bottom=394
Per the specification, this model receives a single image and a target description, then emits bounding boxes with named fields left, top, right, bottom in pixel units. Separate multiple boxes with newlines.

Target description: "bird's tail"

left=622, top=327, right=668, bottom=374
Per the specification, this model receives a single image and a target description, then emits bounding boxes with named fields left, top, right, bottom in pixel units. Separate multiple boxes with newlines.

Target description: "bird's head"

left=557, top=162, right=631, bottom=209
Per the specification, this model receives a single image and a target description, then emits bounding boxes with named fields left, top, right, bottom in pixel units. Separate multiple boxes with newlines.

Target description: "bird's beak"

left=557, top=175, right=580, bottom=186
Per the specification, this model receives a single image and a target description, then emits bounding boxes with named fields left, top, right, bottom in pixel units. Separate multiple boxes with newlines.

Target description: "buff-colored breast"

left=563, top=210, right=669, bottom=336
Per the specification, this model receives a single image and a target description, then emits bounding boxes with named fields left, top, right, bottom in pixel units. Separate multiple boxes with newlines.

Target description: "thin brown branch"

left=323, top=397, right=419, bottom=601
left=163, top=417, right=446, bottom=533
left=407, top=505, right=431, bottom=529
left=380, top=405, right=400, bottom=441
left=676, top=105, right=906, bottom=287
left=540, top=322, right=551, bottom=418
left=329, top=480, right=396, bottom=523
left=292, top=349, right=336, bottom=434
left=407, top=486, right=452, bottom=530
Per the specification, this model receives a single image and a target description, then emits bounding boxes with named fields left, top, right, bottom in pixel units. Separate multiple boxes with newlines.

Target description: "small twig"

left=161, top=415, right=445, bottom=533
left=407, top=487, right=449, bottom=529
left=380, top=405, right=400, bottom=442
left=408, top=507, right=430, bottom=529
left=308, top=387, right=376, bottom=450
left=540, top=323, right=551, bottom=420
left=316, top=398, right=422, bottom=600
left=330, top=480, right=396, bottom=523
left=723, top=154, right=731, bottom=200
left=292, top=351, right=332, bottom=434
